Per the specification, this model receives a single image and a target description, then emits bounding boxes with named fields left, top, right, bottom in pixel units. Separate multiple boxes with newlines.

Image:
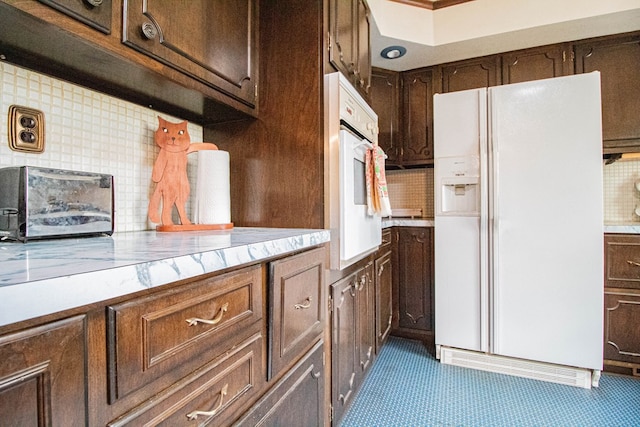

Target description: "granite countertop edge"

left=0, top=227, right=330, bottom=327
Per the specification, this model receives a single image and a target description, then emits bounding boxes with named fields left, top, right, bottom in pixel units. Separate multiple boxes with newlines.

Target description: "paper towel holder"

left=148, top=117, right=233, bottom=232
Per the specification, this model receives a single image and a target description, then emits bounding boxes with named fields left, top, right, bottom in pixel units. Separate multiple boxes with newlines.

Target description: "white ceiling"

left=369, top=0, right=640, bottom=71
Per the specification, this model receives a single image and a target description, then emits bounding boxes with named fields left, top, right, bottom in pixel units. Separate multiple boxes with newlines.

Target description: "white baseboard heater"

left=437, top=346, right=600, bottom=389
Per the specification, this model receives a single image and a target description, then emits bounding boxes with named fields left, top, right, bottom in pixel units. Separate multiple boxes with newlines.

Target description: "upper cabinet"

left=401, top=68, right=436, bottom=166
left=328, top=0, right=372, bottom=98
left=370, top=68, right=401, bottom=165
left=0, top=0, right=258, bottom=124
left=38, top=0, right=112, bottom=34
left=123, top=0, right=258, bottom=108
left=440, top=55, right=501, bottom=93
left=502, top=43, right=573, bottom=84
left=575, top=32, right=640, bottom=154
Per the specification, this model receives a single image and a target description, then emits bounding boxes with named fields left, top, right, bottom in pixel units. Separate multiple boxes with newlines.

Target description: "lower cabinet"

left=603, top=233, right=640, bottom=377
left=375, top=229, right=393, bottom=352
left=330, top=258, right=378, bottom=425
left=0, top=246, right=327, bottom=427
left=0, top=315, right=86, bottom=426
left=392, top=227, right=435, bottom=345
left=234, top=340, right=325, bottom=426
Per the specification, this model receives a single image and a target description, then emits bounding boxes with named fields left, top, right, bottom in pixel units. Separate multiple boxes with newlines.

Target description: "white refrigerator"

left=434, top=72, right=604, bottom=389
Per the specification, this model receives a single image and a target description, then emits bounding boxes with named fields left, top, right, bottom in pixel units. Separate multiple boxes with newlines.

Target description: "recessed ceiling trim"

left=390, top=0, right=475, bottom=10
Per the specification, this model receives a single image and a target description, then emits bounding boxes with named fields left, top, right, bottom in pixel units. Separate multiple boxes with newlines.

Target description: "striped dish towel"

left=366, top=144, right=392, bottom=217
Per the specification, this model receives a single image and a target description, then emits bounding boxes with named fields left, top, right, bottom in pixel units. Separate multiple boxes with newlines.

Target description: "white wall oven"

left=325, top=72, right=381, bottom=270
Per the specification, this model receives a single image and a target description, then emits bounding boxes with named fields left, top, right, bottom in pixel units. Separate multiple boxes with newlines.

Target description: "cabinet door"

left=604, top=290, right=640, bottom=376
left=396, top=227, right=434, bottom=334
left=269, top=247, right=325, bottom=379
left=123, top=0, right=258, bottom=106
left=441, top=55, right=501, bottom=92
left=235, top=340, right=325, bottom=427
left=330, top=272, right=358, bottom=424
left=328, top=0, right=357, bottom=78
left=356, top=262, right=375, bottom=381
left=355, top=0, right=371, bottom=97
left=38, top=0, right=112, bottom=33
left=575, top=32, right=640, bottom=153
left=502, top=43, right=572, bottom=84
left=375, top=248, right=393, bottom=352
left=370, top=68, right=401, bottom=165
left=402, top=69, right=436, bottom=165
left=0, top=316, right=86, bottom=426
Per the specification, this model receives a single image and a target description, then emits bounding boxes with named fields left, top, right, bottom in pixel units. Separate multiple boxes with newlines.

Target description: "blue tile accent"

left=341, top=337, right=640, bottom=427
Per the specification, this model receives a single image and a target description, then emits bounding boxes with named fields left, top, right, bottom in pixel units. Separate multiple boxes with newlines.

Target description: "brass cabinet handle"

left=294, top=296, right=312, bottom=310
left=185, top=302, right=229, bottom=326
left=378, top=264, right=385, bottom=276
left=627, top=260, right=640, bottom=267
left=186, top=383, right=228, bottom=420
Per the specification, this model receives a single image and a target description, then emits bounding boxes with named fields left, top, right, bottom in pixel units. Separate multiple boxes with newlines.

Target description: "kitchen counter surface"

left=382, top=218, right=435, bottom=228
left=0, top=227, right=329, bottom=327
left=604, top=223, right=640, bottom=234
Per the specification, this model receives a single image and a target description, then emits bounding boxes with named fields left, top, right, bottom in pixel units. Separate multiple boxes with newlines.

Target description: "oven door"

left=339, top=128, right=381, bottom=267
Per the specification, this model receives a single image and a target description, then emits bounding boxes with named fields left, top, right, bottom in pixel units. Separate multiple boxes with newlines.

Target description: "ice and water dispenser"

left=435, top=156, right=480, bottom=216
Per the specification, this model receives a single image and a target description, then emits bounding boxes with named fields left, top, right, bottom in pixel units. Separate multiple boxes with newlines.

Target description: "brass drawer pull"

left=294, top=296, right=312, bottom=310
left=185, top=302, right=229, bottom=326
left=626, top=260, right=640, bottom=267
left=186, top=383, right=228, bottom=420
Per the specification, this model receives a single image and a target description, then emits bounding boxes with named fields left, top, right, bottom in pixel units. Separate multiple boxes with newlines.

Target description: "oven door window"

left=353, top=157, right=366, bottom=206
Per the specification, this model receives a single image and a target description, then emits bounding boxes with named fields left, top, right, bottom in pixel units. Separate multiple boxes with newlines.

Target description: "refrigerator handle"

left=478, top=88, right=490, bottom=354
left=486, top=87, right=499, bottom=355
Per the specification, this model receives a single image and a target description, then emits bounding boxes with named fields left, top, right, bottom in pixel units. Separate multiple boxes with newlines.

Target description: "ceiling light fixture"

left=381, top=45, right=407, bottom=59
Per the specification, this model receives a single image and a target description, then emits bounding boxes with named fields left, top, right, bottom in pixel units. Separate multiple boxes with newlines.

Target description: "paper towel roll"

left=194, top=150, right=231, bottom=225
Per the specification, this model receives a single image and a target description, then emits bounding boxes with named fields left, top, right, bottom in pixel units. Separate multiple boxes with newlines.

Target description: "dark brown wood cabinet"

left=0, top=247, right=327, bottom=427
left=502, top=43, right=573, bottom=84
left=440, top=55, right=501, bottom=93
left=575, top=32, right=640, bottom=153
left=603, top=234, right=640, bottom=377
left=356, top=262, right=375, bottom=382
left=375, top=229, right=393, bottom=352
left=371, top=68, right=401, bottom=165
left=0, top=315, right=87, bottom=426
left=401, top=68, right=437, bottom=166
left=268, top=247, right=325, bottom=380
left=330, top=271, right=358, bottom=424
left=38, top=0, right=112, bottom=33
left=393, top=227, right=435, bottom=344
left=234, top=340, right=326, bottom=427
left=123, top=0, right=258, bottom=107
left=328, top=0, right=371, bottom=98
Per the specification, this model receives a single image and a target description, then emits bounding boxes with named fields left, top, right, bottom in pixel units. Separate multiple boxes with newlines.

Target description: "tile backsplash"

left=0, top=62, right=202, bottom=232
left=387, top=160, right=640, bottom=224
left=2, top=62, right=638, bottom=229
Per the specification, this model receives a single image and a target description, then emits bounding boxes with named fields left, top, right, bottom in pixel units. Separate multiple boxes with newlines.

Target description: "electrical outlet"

left=8, top=105, right=45, bottom=153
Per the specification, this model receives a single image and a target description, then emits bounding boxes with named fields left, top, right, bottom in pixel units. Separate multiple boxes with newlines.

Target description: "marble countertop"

left=382, top=218, right=435, bottom=228
left=0, top=227, right=330, bottom=327
left=603, top=223, right=640, bottom=234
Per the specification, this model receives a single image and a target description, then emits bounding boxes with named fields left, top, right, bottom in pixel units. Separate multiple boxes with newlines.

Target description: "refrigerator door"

left=489, top=73, right=603, bottom=370
left=434, top=88, right=490, bottom=353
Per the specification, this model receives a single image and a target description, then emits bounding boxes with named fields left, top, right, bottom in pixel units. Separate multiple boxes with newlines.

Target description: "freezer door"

left=489, top=73, right=604, bottom=370
left=434, top=88, right=490, bottom=353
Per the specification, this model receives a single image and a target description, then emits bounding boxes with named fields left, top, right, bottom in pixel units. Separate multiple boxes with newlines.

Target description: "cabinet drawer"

left=109, top=333, right=264, bottom=427
left=107, top=265, right=263, bottom=402
left=268, top=247, right=325, bottom=379
left=380, top=228, right=392, bottom=253
left=605, top=234, right=640, bottom=289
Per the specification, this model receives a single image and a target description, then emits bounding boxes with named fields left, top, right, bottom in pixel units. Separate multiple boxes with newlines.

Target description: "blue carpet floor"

left=340, top=337, right=640, bottom=427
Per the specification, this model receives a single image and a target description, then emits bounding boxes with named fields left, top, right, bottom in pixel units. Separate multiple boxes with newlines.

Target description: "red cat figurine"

left=148, top=117, right=218, bottom=226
